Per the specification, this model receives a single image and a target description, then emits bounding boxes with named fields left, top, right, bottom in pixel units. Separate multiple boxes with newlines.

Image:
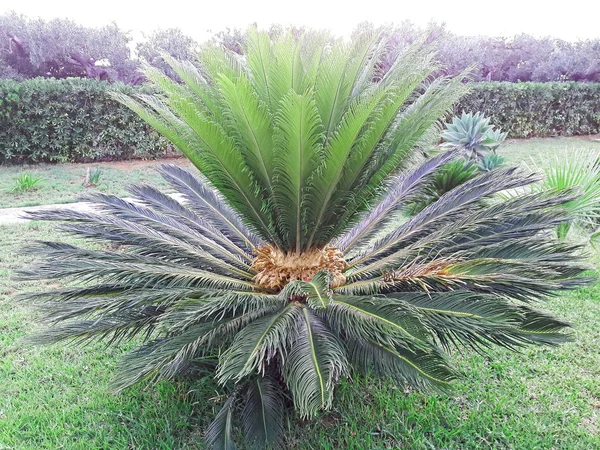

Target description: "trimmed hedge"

left=1, top=79, right=599, bottom=164
left=0, top=78, right=169, bottom=164
left=456, top=82, right=600, bottom=138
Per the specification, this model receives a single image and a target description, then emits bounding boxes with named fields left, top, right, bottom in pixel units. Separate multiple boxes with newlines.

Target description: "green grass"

left=502, top=136, right=600, bottom=166
left=1, top=222, right=599, bottom=449
left=0, top=158, right=193, bottom=208
left=2, top=136, right=600, bottom=448
left=1, top=136, right=599, bottom=209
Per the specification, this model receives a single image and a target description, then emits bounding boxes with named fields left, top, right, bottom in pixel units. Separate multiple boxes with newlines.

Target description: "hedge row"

left=456, top=82, right=600, bottom=138
left=0, top=78, right=169, bottom=164
left=1, top=79, right=599, bottom=164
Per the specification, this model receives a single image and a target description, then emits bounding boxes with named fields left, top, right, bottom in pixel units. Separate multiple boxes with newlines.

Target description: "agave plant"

left=477, top=153, right=506, bottom=172
left=441, top=111, right=507, bottom=159
left=19, top=29, right=589, bottom=449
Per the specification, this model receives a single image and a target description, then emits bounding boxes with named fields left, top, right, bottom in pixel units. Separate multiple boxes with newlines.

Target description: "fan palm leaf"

left=18, top=26, right=591, bottom=449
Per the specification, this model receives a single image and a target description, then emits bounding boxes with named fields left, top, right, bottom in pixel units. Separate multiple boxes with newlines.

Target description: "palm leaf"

left=207, top=394, right=239, bottom=450
left=285, top=270, right=333, bottom=310
left=346, top=337, right=455, bottom=391
left=217, top=304, right=302, bottom=383
left=217, top=74, right=275, bottom=194
left=241, top=376, right=286, bottom=450
left=157, top=164, right=261, bottom=250
left=283, top=309, right=348, bottom=418
left=272, top=91, right=323, bottom=251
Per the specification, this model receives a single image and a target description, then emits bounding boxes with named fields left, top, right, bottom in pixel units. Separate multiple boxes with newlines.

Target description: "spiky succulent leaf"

left=441, top=111, right=507, bottom=158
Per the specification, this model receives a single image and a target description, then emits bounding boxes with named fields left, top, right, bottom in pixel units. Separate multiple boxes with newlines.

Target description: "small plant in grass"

left=12, top=173, right=43, bottom=192
left=19, top=28, right=590, bottom=449
left=84, top=167, right=104, bottom=187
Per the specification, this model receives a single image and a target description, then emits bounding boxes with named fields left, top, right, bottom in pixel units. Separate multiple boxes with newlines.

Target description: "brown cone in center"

left=250, top=245, right=347, bottom=291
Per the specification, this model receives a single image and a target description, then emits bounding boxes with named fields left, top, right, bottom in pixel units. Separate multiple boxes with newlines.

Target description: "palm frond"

left=272, top=91, right=323, bottom=251
left=217, top=304, right=302, bottom=383
left=283, top=309, right=347, bottom=418
left=207, top=393, right=239, bottom=450
left=241, top=376, right=286, bottom=450
left=285, top=270, right=333, bottom=310
left=346, top=168, right=539, bottom=271
left=322, top=295, right=428, bottom=345
left=386, top=291, right=572, bottom=350
left=216, top=74, right=275, bottom=195
left=125, top=183, right=253, bottom=262
left=157, top=164, right=262, bottom=250
left=268, top=33, right=305, bottom=109
left=336, top=149, right=457, bottom=254
left=345, top=337, right=455, bottom=391
left=17, top=244, right=256, bottom=291
left=111, top=93, right=276, bottom=243
left=245, top=27, right=275, bottom=109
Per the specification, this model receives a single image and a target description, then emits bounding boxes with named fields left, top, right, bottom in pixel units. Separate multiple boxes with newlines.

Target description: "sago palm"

left=19, top=28, right=590, bottom=449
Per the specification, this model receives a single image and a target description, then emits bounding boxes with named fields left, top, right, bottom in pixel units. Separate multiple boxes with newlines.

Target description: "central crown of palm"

left=21, top=28, right=589, bottom=450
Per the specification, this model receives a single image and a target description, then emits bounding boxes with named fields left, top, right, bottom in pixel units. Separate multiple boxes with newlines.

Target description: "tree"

left=20, top=28, right=589, bottom=449
left=136, top=28, right=199, bottom=80
left=0, top=11, right=138, bottom=82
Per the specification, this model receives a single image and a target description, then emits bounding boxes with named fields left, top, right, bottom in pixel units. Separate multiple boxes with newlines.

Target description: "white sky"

left=2, top=0, right=599, bottom=42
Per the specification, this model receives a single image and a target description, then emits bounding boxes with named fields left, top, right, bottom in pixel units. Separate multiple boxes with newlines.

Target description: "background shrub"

left=456, top=82, right=600, bottom=138
left=0, top=78, right=169, bottom=163
left=1, top=78, right=598, bottom=165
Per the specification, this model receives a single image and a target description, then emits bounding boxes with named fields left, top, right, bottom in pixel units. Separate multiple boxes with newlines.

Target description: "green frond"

left=283, top=309, right=348, bottom=418
left=157, top=165, right=261, bottom=251
left=322, top=295, right=428, bottom=345
left=269, top=33, right=305, bottom=109
left=272, top=90, right=323, bottom=251
left=336, top=150, right=457, bottom=255
left=160, top=52, right=223, bottom=116
left=18, top=244, right=256, bottom=291
left=207, top=394, right=239, bottom=450
left=241, top=376, right=286, bottom=450
left=306, top=86, right=390, bottom=247
left=246, top=27, right=274, bottom=108
left=314, top=41, right=354, bottom=145
left=217, top=304, right=302, bottom=383
left=346, top=337, right=455, bottom=391
left=285, top=270, right=333, bottom=310
left=112, top=90, right=276, bottom=244
left=387, top=291, right=572, bottom=350
left=340, top=71, right=473, bottom=224
left=216, top=73, right=275, bottom=195
left=346, top=168, right=539, bottom=272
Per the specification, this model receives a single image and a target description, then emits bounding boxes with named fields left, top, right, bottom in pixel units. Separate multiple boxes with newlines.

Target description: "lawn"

left=1, top=136, right=599, bottom=209
left=1, top=136, right=600, bottom=449
left=0, top=158, right=193, bottom=208
left=1, top=220, right=600, bottom=447
left=501, top=135, right=600, bottom=165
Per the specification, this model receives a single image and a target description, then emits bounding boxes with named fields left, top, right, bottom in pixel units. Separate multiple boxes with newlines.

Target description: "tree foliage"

left=0, top=11, right=138, bottom=82
left=367, top=21, right=600, bottom=82
left=136, top=28, right=199, bottom=81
